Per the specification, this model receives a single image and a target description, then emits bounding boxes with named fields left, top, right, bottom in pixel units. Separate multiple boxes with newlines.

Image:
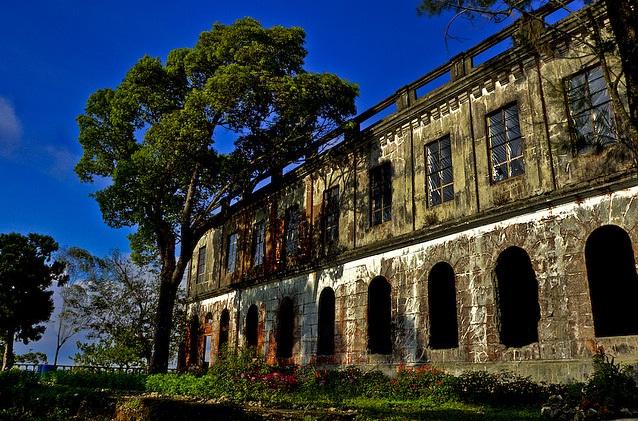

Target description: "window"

left=566, top=66, right=616, bottom=153
left=317, top=287, right=335, bottom=356
left=495, top=246, right=540, bottom=347
left=487, top=103, right=524, bottom=182
left=276, top=297, right=295, bottom=359
left=218, top=309, right=230, bottom=356
left=252, top=220, right=266, bottom=267
left=245, top=304, right=259, bottom=348
left=203, top=335, right=211, bottom=366
left=323, top=186, right=340, bottom=251
left=425, top=136, right=454, bottom=206
left=283, top=206, right=300, bottom=257
left=226, top=233, right=238, bottom=273
left=585, top=225, right=638, bottom=337
left=196, top=246, right=206, bottom=283
left=428, top=262, right=459, bottom=349
left=370, top=162, right=392, bottom=226
left=367, top=276, right=392, bottom=354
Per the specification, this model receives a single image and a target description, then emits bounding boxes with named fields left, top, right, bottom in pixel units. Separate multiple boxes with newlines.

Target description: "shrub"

left=453, top=370, right=549, bottom=406
left=43, top=370, right=146, bottom=391
left=392, top=365, right=455, bottom=400
left=582, top=350, right=638, bottom=410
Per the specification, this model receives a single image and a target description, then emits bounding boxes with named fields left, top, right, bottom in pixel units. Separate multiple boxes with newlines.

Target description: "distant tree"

left=417, top=0, right=638, bottom=156
left=61, top=248, right=185, bottom=368
left=15, top=351, right=48, bottom=365
left=76, top=18, right=358, bottom=372
left=0, top=233, right=67, bottom=370
left=52, top=283, right=91, bottom=366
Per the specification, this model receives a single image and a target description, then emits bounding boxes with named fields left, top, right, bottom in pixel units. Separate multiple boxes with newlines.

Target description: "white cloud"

left=45, top=145, right=79, bottom=179
left=0, top=97, right=22, bottom=157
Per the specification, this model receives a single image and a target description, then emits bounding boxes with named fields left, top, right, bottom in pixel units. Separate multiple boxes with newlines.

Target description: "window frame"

left=563, top=64, right=617, bottom=154
left=486, top=102, right=525, bottom=183
left=283, top=206, right=300, bottom=258
left=425, top=135, right=454, bottom=207
left=252, top=220, right=266, bottom=267
left=369, top=161, right=392, bottom=226
left=226, top=232, right=238, bottom=273
left=322, top=185, right=340, bottom=251
left=196, top=246, right=206, bottom=284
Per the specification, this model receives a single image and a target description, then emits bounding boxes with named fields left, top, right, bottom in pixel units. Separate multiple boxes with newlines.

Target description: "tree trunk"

left=604, top=0, right=638, bottom=142
left=2, top=328, right=15, bottom=371
left=148, top=266, right=180, bottom=374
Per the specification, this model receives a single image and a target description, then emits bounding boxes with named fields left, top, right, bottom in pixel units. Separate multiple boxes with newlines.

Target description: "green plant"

left=582, top=350, right=638, bottom=410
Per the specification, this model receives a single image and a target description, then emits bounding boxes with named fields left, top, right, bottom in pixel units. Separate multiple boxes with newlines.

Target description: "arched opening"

left=245, top=304, right=259, bottom=348
left=428, top=262, right=459, bottom=349
left=218, top=309, right=230, bottom=356
left=276, top=297, right=295, bottom=359
left=495, top=246, right=540, bottom=347
left=204, top=312, right=213, bottom=326
left=586, top=225, right=638, bottom=337
left=188, top=315, right=200, bottom=365
left=317, top=288, right=335, bottom=356
left=368, top=276, right=392, bottom=354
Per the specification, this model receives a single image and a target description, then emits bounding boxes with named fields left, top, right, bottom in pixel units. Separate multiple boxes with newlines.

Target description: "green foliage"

left=452, top=370, right=550, bottom=406
left=15, top=351, right=48, bottom=364
left=0, top=232, right=67, bottom=369
left=582, top=350, right=638, bottom=409
left=43, top=369, right=147, bottom=391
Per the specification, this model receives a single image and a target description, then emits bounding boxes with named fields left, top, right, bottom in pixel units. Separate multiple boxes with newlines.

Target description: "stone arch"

left=427, top=262, right=459, bottom=349
left=218, top=309, right=230, bottom=355
left=585, top=225, right=638, bottom=337
left=204, top=312, right=213, bottom=325
left=276, top=297, right=295, bottom=359
left=317, top=287, right=335, bottom=356
left=245, top=304, right=259, bottom=348
left=495, top=246, right=540, bottom=347
left=368, top=276, right=392, bottom=354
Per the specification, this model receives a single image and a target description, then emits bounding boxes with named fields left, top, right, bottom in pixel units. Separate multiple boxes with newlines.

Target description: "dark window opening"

left=426, top=135, right=454, bottom=206
left=317, top=287, right=336, bottom=356
left=585, top=225, right=638, bottom=337
left=204, top=312, right=213, bottom=326
left=188, top=315, right=200, bottom=365
left=245, top=304, right=259, bottom=348
left=566, top=66, right=616, bottom=153
left=368, top=276, right=392, bottom=354
left=226, top=233, right=238, bottom=273
left=218, top=309, right=230, bottom=356
left=283, top=206, right=300, bottom=258
left=495, top=246, right=540, bottom=347
left=277, top=297, right=295, bottom=359
left=488, top=103, right=524, bottom=182
left=370, top=162, right=392, bottom=226
left=428, top=262, right=459, bottom=349
left=196, top=246, right=206, bottom=283
left=323, top=186, right=340, bottom=252
left=252, top=221, right=266, bottom=267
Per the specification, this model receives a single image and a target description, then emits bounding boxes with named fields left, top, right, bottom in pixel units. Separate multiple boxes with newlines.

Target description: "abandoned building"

left=181, top=2, right=638, bottom=382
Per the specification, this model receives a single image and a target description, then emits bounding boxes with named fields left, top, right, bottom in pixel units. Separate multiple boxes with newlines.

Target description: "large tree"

left=0, top=233, right=67, bottom=370
left=417, top=0, right=638, bottom=153
left=76, top=18, right=358, bottom=373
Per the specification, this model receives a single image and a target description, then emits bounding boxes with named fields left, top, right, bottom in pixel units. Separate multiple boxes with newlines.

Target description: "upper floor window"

left=370, top=162, right=392, bottom=226
left=226, top=232, right=238, bottom=273
left=196, top=246, right=206, bottom=284
left=566, top=66, right=616, bottom=153
left=284, top=206, right=300, bottom=257
left=323, top=186, right=340, bottom=250
left=487, top=103, right=524, bottom=182
left=252, top=220, right=266, bottom=267
left=425, top=135, right=454, bottom=206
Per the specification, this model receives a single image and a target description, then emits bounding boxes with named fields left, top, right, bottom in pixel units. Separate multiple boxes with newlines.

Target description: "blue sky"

left=0, top=0, right=531, bottom=363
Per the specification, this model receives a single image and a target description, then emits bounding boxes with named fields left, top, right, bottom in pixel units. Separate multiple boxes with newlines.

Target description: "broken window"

left=428, top=262, right=459, bottom=349
left=245, top=304, right=259, bottom=348
left=283, top=206, right=300, bottom=258
left=367, top=276, right=392, bottom=354
left=323, top=186, right=340, bottom=252
left=487, top=103, right=524, bottom=182
left=585, top=225, right=638, bottom=337
left=370, top=162, right=392, bottom=226
left=566, top=66, right=616, bottom=153
left=196, top=246, right=206, bottom=283
left=218, top=309, right=230, bottom=355
left=495, top=246, right=540, bottom=347
left=252, top=220, right=266, bottom=267
left=276, top=297, right=295, bottom=359
left=226, top=233, right=238, bottom=273
left=425, top=136, right=454, bottom=206
left=317, top=287, right=335, bottom=356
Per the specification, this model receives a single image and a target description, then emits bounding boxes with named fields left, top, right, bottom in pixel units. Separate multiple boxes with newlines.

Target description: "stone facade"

left=182, top=3, right=638, bottom=382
